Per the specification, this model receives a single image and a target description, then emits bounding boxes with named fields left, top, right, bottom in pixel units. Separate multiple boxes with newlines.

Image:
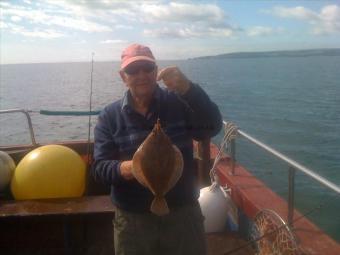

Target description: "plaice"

left=132, top=119, right=183, bottom=216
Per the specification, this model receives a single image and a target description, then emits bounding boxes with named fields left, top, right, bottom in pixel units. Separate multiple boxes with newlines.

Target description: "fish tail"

left=151, top=196, right=169, bottom=216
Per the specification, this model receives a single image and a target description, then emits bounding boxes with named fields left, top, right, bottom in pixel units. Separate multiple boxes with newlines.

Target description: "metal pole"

left=23, top=110, right=37, bottom=146
left=237, top=128, right=340, bottom=195
left=288, top=167, right=295, bottom=226
left=0, top=109, right=37, bottom=146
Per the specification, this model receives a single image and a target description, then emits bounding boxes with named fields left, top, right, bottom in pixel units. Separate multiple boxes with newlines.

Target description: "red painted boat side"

left=209, top=144, right=340, bottom=255
left=2, top=141, right=339, bottom=254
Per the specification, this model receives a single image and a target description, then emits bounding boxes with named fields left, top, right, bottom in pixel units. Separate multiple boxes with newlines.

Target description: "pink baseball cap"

left=121, top=44, right=155, bottom=69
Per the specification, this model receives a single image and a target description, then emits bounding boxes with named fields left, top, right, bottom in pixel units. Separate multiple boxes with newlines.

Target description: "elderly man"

left=93, top=43, right=222, bottom=255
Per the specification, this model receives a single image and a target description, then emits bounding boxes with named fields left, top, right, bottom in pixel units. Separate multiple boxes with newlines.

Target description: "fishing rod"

left=86, top=52, right=95, bottom=193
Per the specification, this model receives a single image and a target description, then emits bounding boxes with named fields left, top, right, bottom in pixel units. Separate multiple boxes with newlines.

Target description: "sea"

left=0, top=56, right=339, bottom=241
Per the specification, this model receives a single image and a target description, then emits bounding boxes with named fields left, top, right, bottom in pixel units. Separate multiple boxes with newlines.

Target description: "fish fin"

left=151, top=196, right=169, bottom=216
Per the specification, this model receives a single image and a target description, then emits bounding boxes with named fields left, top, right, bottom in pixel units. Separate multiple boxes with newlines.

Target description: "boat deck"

left=207, top=233, right=255, bottom=255
left=0, top=195, right=255, bottom=255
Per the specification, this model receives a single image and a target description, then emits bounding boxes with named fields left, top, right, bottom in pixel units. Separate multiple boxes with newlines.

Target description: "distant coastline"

left=2, top=48, right=340, bottom=65
left=190, top=48, right=340, bottom=60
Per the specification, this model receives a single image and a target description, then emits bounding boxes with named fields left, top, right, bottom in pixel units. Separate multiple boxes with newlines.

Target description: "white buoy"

left=199, top=183, right=238, bottom=233
left=0, top=151, right=16, bottom=191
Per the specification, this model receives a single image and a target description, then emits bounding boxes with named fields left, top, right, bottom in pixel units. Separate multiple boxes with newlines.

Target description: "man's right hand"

left=120, top=160, right=134, bottom=180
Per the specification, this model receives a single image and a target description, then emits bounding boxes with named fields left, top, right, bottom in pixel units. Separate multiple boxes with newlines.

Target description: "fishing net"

left=251, top=209, right=299, bottom=255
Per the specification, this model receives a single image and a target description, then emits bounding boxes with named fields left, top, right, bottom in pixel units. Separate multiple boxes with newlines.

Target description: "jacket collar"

left=121, top=84, right=162, bottom=113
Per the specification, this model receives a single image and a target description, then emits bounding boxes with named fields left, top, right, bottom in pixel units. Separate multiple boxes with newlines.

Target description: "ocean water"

left=0, top=56, right=339, bottom=240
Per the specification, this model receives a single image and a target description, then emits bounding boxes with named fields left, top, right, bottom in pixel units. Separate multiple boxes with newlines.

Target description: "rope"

left=209, top=121, right=238, bottom=187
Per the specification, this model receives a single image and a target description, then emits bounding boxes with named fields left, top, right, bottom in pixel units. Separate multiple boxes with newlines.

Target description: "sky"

left=0, top=0, right=340, bottom=64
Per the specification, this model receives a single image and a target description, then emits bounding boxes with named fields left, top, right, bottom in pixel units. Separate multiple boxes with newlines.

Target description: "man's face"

left=120, top=60, right=158, bottom=98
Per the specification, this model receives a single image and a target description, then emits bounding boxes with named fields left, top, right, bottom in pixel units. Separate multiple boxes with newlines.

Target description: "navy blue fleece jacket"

left=92, top=83, right=222, bottom=212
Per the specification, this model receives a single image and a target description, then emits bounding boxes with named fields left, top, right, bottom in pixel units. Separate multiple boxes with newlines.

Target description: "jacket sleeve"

left=180, top=83, right=222, bottom=140
left=92, top=110, right=124, bottom=186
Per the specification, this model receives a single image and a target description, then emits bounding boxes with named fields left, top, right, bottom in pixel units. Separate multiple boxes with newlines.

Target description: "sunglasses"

left=124, top=62, right=156, bottom=75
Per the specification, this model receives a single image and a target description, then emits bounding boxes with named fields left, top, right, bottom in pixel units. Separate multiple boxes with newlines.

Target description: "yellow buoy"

left=0, top=151, right=16, bottom=191
left=11, top=145, right=86, bottom=200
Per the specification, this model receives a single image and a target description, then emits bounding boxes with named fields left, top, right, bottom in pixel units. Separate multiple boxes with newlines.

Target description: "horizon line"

left=1, top=47, right=340, bottom=65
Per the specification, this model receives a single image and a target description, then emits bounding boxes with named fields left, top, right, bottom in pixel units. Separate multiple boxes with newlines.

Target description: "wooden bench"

left=0, top=195, right=115, bottom=255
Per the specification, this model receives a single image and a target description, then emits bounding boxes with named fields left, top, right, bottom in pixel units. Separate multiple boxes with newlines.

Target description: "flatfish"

left=132, top=119, right=183, bottom=216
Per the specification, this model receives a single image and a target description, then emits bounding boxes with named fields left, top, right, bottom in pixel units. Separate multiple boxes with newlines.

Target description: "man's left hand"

left=157, top=66, right=191, bottom=95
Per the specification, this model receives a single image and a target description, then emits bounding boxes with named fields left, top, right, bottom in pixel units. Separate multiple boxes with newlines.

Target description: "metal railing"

left=0, top=109, right=37, bottom=146
left=224, top=121, right=340, bottom=226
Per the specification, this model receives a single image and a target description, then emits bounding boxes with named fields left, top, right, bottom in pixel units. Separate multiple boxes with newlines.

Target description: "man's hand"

left=120, top=160, right=134, bottom=180
left=157, top=66, right=191, bottom=95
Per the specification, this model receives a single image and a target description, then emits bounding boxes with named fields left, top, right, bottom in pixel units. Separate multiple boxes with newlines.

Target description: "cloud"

left=43, top=0, right=137, bottom=20
left=144, top=25, right=234, bottom=38
left=0, top=21, right=8, bottom=29
left=43, top=1, right=236, bottom=38
left=19, top=29, right=65, bottom=39
left=268, top=5, right=340, bottom=34
left=0, top=2, right=11, bottom=8
left=144, top=27, right=190, bottom=38
left=44, top=0, right=135, bottom=12
left=1, top=1, right=112, bottom=33
left=140, top=2, right=225, bottom=25
left=270, top=6, right=319, bottom=20
left=4, top=23, right=65, bottom=38
left=11, top=16, right=22, bottom=22
left=138, top=2, right=235, bottom=39
left=1, top=0, right=237, bottom=41
left=317, top=5, right=340, bottom=34
left=115, top=25, right=133, bottom=30
left=246, top=26, right=283, bottom=37
left=100, top=39, right=127, bottom=44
